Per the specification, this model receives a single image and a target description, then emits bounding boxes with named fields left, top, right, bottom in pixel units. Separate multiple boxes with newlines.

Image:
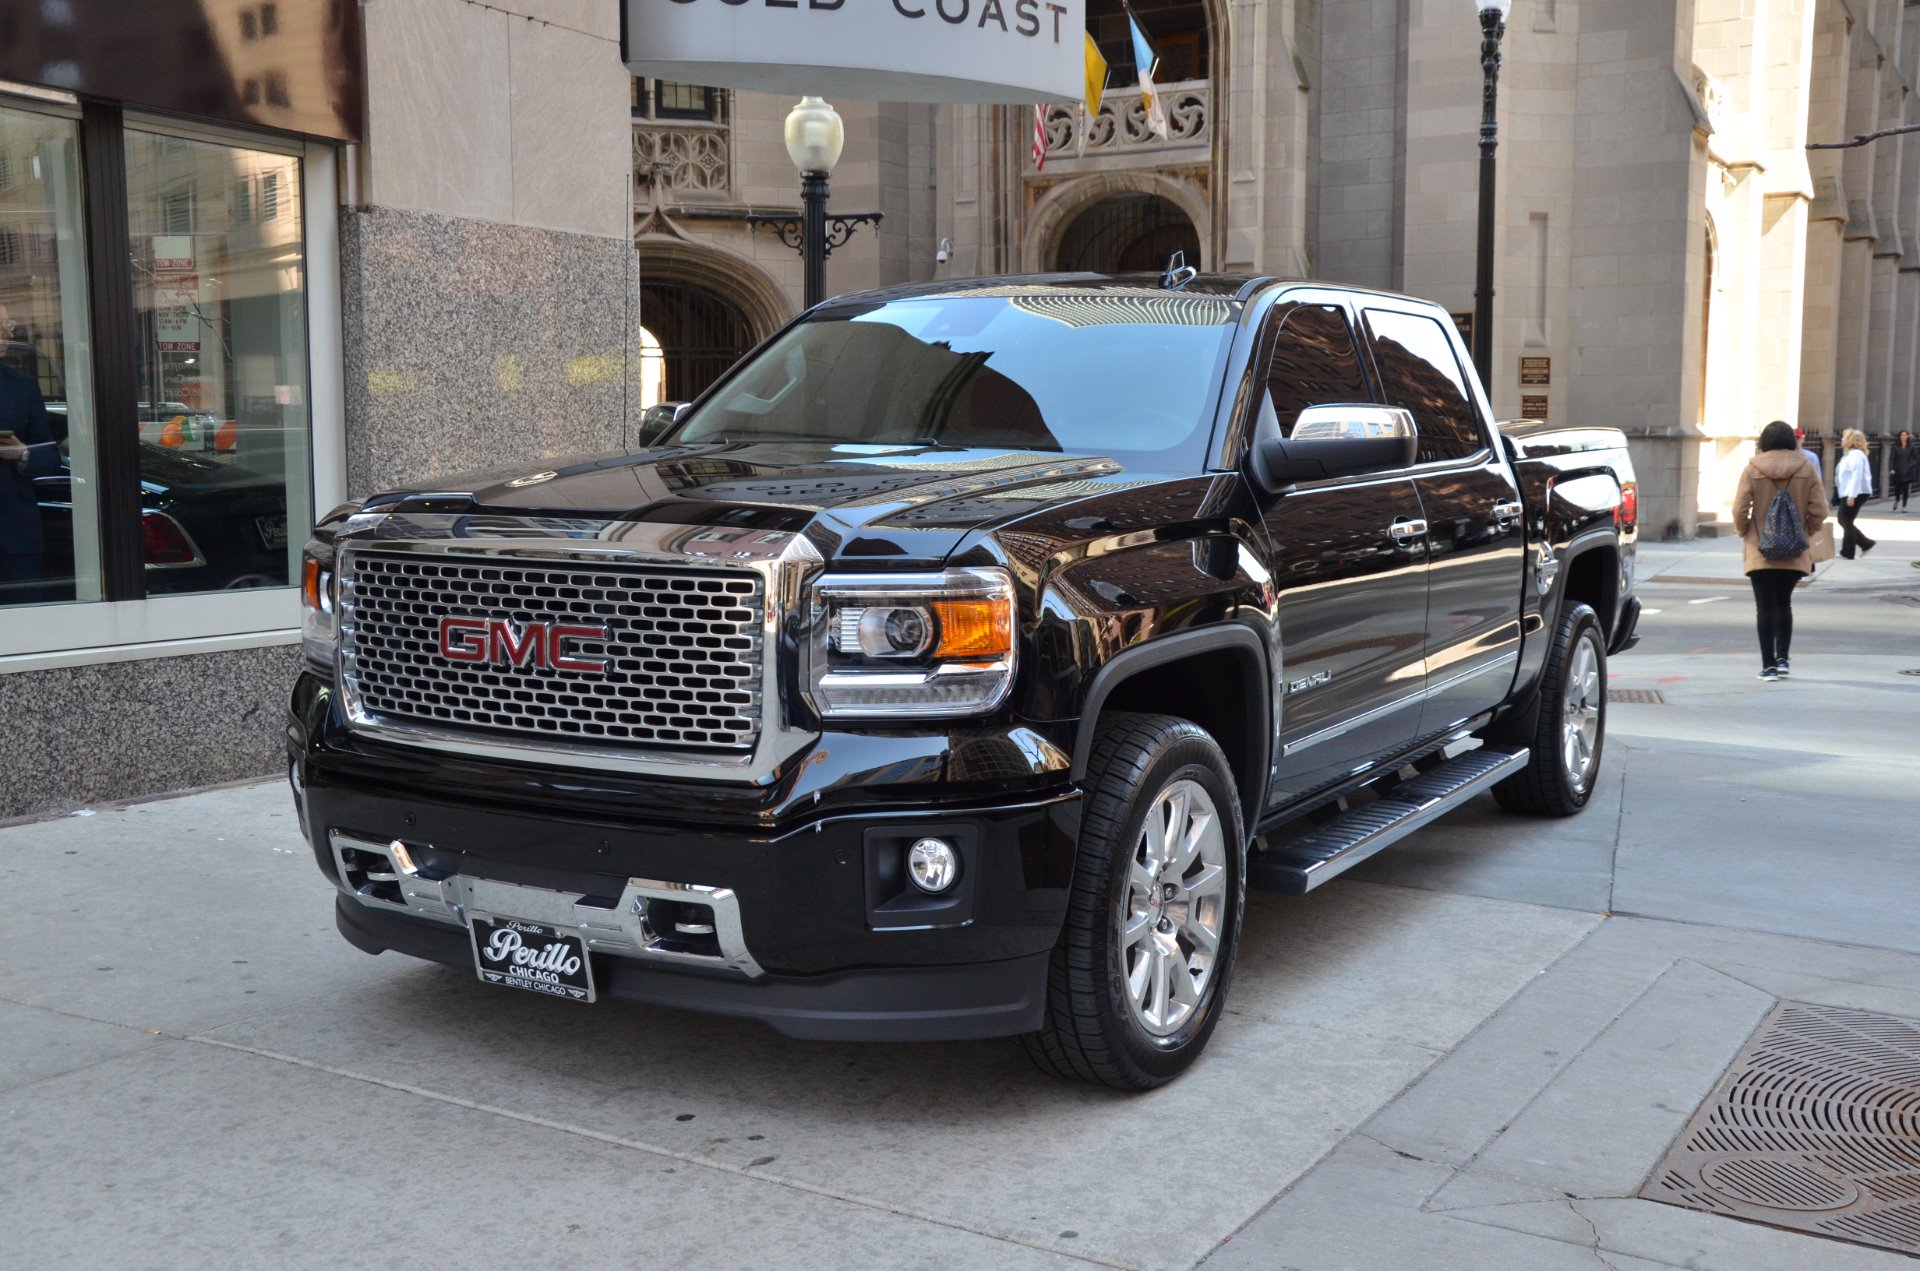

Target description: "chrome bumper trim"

left=328, top=830, right=764, bottom=978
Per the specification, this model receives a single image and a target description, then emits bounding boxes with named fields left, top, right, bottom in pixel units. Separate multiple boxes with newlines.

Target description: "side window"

left=1266, top=303, right=1370, bottom=436
left=1361, top=309, right=1486, bottom=462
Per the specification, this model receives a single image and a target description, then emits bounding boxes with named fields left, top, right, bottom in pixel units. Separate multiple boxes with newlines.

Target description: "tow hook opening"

left=338, top=844, right=404, bottom=907
left=639, top=897, right=722, bottom=958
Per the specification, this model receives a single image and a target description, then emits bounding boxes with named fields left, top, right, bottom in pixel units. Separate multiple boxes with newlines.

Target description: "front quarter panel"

left=946, top=474, right=1278, bottom=729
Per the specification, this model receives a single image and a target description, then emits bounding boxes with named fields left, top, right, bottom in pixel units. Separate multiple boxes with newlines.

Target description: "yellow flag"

left=1084, top=32, right=1109, bottom=117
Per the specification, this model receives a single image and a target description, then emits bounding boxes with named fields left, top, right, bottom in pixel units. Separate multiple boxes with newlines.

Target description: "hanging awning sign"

left=624, top=0, right=1087, bottom=105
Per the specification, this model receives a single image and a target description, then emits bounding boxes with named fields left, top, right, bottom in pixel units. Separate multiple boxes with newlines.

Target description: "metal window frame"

left=0, top=100, right=344, bottom=670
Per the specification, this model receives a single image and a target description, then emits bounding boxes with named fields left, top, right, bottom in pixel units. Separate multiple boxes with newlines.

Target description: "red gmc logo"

left=437, top=616, right=611, bottom=674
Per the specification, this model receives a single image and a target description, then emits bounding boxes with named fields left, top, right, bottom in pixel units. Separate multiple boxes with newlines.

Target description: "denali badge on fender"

left=437, top=616, right=611, bottom=673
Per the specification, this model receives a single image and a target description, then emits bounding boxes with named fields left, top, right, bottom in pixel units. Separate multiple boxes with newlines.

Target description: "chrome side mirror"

left=1252, top=404, right=1419, bottom=491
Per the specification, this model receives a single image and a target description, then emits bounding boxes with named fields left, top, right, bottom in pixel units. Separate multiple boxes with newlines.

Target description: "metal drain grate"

left=1610, top=689, right=1665, bottom=704
left=1640, top=1001, right=1920, bottom=1255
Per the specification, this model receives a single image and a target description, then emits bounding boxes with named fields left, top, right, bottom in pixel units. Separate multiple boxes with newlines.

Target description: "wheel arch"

left=1071, top=626, right=1271, bottom=830
left=1555, top=532, right=1624, bottom=645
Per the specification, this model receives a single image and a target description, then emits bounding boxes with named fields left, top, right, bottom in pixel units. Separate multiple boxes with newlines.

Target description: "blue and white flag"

left=1129, top=14, right=1170, bottom=139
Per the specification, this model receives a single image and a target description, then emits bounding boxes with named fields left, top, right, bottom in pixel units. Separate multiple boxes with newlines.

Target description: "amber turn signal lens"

left=931, top=598, right=1012, bottom=659
left=301, top=558, right=322, bottom=610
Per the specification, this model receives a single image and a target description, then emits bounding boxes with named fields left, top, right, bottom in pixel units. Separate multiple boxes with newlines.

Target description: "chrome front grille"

left=339, top=551, right=764, bottom=753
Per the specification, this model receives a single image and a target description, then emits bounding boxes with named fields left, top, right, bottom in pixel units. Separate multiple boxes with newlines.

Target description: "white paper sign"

left=151, top=237, right=200, bottom=353
left=625, top=0, right=1086, bottom=105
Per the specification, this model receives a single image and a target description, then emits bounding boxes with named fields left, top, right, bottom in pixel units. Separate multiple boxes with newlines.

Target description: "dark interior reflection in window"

left=1267, top=303, right=1369, bottom=435
left=1362, top=309, right=1485, bottom=463
left=675, top=296, right=1236, bottom=470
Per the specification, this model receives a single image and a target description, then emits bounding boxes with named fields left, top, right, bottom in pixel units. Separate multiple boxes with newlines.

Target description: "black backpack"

left=1757, top=475, right=1808, bottom=561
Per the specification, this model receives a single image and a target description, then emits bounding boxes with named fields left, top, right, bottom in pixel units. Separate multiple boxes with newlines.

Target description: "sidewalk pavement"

left=1637, top=503, right=1920, bottom=589
left=3, top=532, right=1919, bottom=1269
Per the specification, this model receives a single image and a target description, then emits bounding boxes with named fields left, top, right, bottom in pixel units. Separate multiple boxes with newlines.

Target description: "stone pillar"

left=1797, top=0, right=1850, bottom=438
left=1307, top=0, right=1406, bottom=289
left=1565, top=0, right=1705, bottom=540
left=345, top=0, right=635, bottom=497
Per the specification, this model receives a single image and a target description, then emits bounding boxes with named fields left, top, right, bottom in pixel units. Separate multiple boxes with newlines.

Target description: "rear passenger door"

left=1256, top=295, right=1430, bottom=804
left=1358, top=305, right=1525, bottom=741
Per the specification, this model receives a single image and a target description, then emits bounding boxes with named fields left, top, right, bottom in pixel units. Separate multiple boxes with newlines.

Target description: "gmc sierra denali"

left=289, top=271, right=1640, bottom=1089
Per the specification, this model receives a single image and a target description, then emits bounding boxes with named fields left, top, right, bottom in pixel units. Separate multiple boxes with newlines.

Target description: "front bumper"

left=334, top=897, right=1052, bottom=1041
left=291, top=681, right=1082, bottom=1042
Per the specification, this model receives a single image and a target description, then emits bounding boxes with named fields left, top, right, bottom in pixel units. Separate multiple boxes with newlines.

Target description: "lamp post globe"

left=784, top=97, right=845, bottom=310
left=783, top=96, right=845, bottom=177
left=1471, top=0, right=1511, bottom=388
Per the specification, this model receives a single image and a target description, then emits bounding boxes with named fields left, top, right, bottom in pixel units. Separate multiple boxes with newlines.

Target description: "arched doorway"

left=638, top=279, right=755, bottom=403
left=1053, top=192, right=1202, bottom=273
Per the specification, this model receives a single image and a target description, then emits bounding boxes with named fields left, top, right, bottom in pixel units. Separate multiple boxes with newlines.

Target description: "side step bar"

left=1248, top=745, right=1530, bottom=896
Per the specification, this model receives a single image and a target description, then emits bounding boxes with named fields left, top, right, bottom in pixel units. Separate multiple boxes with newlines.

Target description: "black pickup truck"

left=289, top=273, right=1639, bottom=1089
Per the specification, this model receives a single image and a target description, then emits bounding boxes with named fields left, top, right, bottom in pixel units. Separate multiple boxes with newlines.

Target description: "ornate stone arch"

left=1022, top=172, right=1214, bottom=274
left=635, top=234, right=794, bottom=343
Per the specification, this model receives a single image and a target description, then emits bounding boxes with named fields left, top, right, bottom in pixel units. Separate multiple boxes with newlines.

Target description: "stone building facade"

left=638, top=0, right=1919, bottom=538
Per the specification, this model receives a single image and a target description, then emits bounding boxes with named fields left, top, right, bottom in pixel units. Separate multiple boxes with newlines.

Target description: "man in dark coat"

left=0, top=346, right=60, bottom=605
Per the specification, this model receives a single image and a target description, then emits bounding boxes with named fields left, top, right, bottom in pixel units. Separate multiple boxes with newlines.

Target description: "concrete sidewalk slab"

left=181, top=879, right=1593, bottom=1271
left=1206, top=916, right=1920, bottom=1271
left=0, top=782, right=365, bottom=1037
left=0, top=1037, right=1094, bottom=1271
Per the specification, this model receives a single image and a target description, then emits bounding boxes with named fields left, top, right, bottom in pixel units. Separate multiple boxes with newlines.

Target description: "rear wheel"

left=1492, top=602, right=1607, bottom=816
left=1020, top=712, right=1245, bottom=1090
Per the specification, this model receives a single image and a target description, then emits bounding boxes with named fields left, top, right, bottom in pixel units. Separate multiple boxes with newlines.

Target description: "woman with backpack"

left=1834, top=428, right=1878, bottom=558
left=1732, top=421, right=1830, bottom=681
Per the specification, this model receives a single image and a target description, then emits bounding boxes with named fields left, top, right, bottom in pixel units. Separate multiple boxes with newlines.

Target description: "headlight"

left=803, top=568, right=1017, bottom=719
left=300, top=547, right=338, bottom=671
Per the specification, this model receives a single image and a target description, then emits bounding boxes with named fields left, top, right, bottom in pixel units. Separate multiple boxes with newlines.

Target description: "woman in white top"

left=1834, top=428, right=1878, bottom=559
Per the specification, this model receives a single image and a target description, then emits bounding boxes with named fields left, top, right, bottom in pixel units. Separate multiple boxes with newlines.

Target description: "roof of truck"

left=817, top=272, right=1440, bottom=309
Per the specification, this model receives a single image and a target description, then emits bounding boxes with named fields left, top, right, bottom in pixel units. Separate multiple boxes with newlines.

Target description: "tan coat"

left=1732, top=450, right=1830, bottom=574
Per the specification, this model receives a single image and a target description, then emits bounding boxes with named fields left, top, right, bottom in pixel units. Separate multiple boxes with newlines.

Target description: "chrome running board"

left=1249, top=746, right=1530, bottom=895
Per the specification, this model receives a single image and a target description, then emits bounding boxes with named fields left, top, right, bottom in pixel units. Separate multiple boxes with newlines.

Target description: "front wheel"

left=1493, top=602, right=1607, bottom=816
left=1020, top=712, right=1246, bottom=1090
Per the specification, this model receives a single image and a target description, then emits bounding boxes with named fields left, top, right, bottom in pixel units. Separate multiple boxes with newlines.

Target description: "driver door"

left=1253, top=294, right=1430, bottom=804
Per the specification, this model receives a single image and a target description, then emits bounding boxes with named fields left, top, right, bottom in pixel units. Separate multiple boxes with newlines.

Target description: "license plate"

left=256, top=515, right=288, bottom=549
left=469, top=915, right=596, bottom=1003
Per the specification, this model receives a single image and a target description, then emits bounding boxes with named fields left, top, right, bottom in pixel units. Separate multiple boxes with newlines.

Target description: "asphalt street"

left=2, top=509, right=1917, bottom=1270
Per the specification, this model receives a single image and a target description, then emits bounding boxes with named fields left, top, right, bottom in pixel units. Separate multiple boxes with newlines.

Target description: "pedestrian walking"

left=1834, top=428, right=1878, bottom=559
left=1891, top=429, right=1918, bottom=512
left=1795, top=426, right=1823, bottom=483
left=1733, top=421, right=1830, bottom=681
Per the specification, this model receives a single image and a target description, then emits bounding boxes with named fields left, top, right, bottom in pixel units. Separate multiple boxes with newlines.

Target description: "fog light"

left=907, top=838, right=959, bottom=893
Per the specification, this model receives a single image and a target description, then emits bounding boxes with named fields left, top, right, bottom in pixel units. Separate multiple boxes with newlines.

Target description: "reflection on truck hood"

left=366, top=442, right=1162, bottom=565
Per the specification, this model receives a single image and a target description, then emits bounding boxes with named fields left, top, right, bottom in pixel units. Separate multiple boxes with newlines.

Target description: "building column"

left=1797, top=0, right=1850, bottom=438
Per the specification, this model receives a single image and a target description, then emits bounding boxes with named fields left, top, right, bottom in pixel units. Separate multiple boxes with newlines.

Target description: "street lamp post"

left=1471, top=0, right=1512, bottom=390
left=747, top=97, right=883, bottom=310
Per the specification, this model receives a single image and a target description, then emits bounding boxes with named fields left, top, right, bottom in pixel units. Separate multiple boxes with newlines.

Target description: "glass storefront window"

left=123, top=128, right=311, bottom=596
left=0, top=101, right=98, bottom=608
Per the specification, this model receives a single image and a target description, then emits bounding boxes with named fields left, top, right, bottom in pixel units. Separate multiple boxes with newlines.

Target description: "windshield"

left=673, top=293, right=1238, bottom=469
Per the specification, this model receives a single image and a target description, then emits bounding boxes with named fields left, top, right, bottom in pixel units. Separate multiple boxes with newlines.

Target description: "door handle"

left=1389, top=517, right=1428, bottom=546
left=1492, top=500, right=1523, bottom=525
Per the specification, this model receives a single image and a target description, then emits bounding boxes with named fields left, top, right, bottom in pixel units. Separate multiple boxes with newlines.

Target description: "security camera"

left=936, top=237, right=953, bottom=265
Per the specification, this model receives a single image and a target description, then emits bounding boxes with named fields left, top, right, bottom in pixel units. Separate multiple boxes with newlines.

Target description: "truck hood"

left=363, top=442, right=1141, bottom=565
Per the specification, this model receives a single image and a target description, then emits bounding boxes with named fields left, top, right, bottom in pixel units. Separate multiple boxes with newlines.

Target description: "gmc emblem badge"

left=438, top=616, right=611, bottom=673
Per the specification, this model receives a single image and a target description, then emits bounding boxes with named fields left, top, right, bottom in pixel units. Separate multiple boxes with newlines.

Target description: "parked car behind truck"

left=290, top=272, right=1638, bottom=1088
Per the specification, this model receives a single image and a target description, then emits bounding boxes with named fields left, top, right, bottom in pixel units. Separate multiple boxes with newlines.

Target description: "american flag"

left=1032, top=103, right=1049, bottom=171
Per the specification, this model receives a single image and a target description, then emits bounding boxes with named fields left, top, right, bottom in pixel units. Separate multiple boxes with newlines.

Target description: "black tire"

left=1019, top=712, right=1246, bottom=1090
left=1492, top=602, right=1607, bottom=817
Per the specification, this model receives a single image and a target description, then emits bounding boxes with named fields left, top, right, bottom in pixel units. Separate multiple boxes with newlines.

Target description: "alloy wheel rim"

left=1561, top=636, right=1602, bottom=790
left=1117, top=778, right=1228, bottom=1038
